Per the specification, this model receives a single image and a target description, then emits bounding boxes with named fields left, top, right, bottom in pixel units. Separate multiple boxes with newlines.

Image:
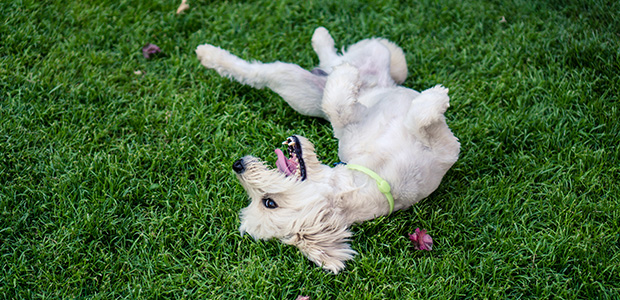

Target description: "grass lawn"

left=1, top=0, right=619, bottom=298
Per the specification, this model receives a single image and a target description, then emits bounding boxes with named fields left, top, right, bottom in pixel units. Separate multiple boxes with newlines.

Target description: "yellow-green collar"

left=346, top=164, right=394, bottom=214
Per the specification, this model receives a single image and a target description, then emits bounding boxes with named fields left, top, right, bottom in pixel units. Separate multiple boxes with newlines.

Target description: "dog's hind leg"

left=321, top=64, right=364, bottom=138
left=196, top=44, right=328, bottom=119
left=311, top=27, right=342, bottom=71
left=311, top=27, right=407, bottom=85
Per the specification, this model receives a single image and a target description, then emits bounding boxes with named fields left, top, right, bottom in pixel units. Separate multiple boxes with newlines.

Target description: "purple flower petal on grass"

left=142, top=43, right=161, bottom=59
left=408, top=228, right=433, bottom=251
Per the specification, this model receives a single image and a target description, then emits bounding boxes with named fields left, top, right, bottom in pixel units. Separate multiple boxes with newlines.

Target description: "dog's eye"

left=262, top=197, right=278, bottom=209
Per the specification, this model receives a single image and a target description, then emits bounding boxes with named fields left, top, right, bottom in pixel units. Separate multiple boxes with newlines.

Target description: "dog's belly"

left=338, top=87, right=421, bottom=162
left=357, top=86, right=420, bottom=108
left=351, top=87, right=422, bottom=154
left=337, top=87, right=449, bottom=204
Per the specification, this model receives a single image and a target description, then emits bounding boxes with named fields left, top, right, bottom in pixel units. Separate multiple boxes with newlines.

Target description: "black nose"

left=232, top=158, right=246, bottom=174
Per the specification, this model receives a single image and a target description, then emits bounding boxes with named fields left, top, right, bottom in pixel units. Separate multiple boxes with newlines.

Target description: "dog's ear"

left=282, top=221, right=356, bottom=274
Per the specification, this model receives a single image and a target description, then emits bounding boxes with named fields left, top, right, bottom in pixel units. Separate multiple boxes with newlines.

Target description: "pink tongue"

left=275, top=149, right=296, bottom=176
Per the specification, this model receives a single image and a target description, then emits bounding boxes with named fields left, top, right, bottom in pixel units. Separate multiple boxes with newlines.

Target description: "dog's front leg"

left=321, top=64, right=364, bottom=139
left=404, top=85, right=451, bottom=146
left=196, top=44, right=328, bottom=118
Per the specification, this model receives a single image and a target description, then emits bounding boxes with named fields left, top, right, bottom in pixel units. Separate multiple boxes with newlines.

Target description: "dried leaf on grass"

left=176, top=0, right=189, bottom=14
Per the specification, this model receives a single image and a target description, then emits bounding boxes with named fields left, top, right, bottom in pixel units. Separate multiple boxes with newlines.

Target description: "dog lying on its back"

left=196, top=27, right=460, bottom=273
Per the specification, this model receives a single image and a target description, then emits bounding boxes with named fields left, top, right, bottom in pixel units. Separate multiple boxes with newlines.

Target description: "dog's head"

left=233, top=135, right=356, bottom=273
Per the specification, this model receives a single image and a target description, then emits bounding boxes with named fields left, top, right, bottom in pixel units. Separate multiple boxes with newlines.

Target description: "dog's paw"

left=323, top=63, right=361, bottom=111
left=419, top=84, right=450, bottom=113
left=312, top=27, right=335, bottom=51
left=195, top=44, right=232, bottom=69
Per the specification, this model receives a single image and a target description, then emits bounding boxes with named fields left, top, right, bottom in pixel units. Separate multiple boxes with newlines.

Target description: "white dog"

left=196, top=27, right=460, bottom=273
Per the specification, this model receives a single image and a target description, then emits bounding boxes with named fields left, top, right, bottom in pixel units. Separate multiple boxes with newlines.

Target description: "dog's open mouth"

left=274, top=136, right=307, bottom=180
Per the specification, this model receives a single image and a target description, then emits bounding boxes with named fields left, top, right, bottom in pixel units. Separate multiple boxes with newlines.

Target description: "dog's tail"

left=378, top=39, right=408, bottom=85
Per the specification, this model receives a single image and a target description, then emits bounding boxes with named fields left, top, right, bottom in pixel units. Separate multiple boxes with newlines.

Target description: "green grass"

left=1, top=0, right=619, bottom=298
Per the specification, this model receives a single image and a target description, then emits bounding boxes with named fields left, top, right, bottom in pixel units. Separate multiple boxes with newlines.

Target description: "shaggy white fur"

left=196, top=27, right=460, bottom=273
